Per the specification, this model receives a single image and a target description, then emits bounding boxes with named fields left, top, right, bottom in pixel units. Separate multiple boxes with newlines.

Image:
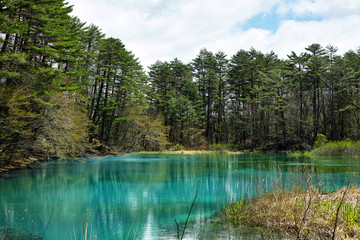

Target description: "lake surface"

left=1, top=153, right=360, bottom=239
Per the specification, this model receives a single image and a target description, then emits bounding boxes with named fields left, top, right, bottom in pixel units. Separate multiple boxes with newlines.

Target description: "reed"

left=71, top=209, right=97, bottom=240
left=225, top=172, right=360, bottom=239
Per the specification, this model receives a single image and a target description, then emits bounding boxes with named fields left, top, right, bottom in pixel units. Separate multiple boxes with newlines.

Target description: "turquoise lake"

left=1, top=153, right=360, bottom=239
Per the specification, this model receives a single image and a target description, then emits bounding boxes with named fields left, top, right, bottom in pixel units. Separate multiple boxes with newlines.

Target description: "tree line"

left=149, top=46, right=360, bottom=151
left=1, top=0, right=360, bottom=165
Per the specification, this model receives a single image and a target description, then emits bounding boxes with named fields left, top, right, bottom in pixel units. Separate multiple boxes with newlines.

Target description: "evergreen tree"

left=148, top=59, right=202, bottom=147
left=287, top=51, right=309, bottom=140
left=191, top=49, right=218, bottom=144
left=304, top=43, right=327, bottom=143
left=1, top=0, right=360, bottom=163
left=0, top=0, right=91, bottom=162
left=214, top=51, right=229, bottom=143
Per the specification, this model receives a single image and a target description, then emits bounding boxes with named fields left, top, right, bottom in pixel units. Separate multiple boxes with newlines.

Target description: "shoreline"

left=131, top=150, right=248, bottom=155
left=2, top=147, right=358, bottom=173
left=0, top=151, right=123, bottom=174
left=0, top=157, right=40, bottom=173
left=0, top=150, right=250, bottom=174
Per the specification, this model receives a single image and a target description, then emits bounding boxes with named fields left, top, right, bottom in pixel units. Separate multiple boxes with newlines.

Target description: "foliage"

left=0, top=87, right=39, bottom=165
left=313, top=134, right=329, bottom=149
left=148, top=58, right=201, bottom=147
left=0, top=0, right=147, bottom=164
left=32, top=90, right=92, bottom=158
left=310, top=141, right=360, bottom=157
left=170, top=144, right=186, bottom=151
left=1, top=0, right=360, bottom=166
left=208, top=143, right=234, bottom=152
left=113, top=106, right=170, bottom=152
left=0, top=0, right=94, bottom=163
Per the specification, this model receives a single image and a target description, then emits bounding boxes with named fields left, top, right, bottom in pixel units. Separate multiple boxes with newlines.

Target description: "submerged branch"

left=175, top=181, right=200, bottom=240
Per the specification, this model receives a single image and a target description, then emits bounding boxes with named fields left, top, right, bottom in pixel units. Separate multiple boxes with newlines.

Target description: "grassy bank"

left=132, top=150, right=246, bottom=155
left=226, top=184, right=360, bottom=239
left=133, top=143, right=245, bottom=154
left=310, top=140, right=360, bottom=158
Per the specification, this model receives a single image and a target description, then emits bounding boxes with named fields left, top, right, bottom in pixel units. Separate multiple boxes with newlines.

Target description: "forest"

left=1, top=0, right=360, bottom=166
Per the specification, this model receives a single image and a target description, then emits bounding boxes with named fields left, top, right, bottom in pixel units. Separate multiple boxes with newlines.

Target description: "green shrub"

left=311, top=140, right=360, bottom=157
left=208, top=143, right=233, bottom=152
left=169, top=144, right=186, bottom=151
left=313, top=134, right=328, bottom=149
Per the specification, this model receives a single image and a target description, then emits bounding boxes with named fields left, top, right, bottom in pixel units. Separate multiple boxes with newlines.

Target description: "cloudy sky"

left=67, top=0, right=360, bottom=69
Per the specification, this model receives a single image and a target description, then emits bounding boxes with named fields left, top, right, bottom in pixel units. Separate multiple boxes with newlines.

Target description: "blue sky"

left=242, top=7, right=323, bottom=33
left=68, top=0, right=360, bottom=68
left=242, top=11, right=282, bottom=33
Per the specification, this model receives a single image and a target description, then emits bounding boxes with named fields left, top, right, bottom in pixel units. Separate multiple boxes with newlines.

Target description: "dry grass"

left=226, top=186, right=360, bottom=239
left=132, top=150, right=246, bottom=155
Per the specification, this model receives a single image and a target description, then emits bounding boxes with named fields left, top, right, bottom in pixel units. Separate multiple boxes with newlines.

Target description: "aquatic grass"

left=0, top=228, right=43, bottom=240
left=0, top=208, right=47, bottom=240
left=225, top=171, right=360, bottom=239
left=71, top=210, right=97, bottom=240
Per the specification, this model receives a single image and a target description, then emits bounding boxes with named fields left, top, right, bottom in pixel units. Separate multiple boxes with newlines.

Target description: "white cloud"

left=279, top=0, right=360, bottom=18
left=68, top=0, right=360, bottom=68
left=271, top=15, right=360, bottom=57
left=206, top=15, right=360, bottom=59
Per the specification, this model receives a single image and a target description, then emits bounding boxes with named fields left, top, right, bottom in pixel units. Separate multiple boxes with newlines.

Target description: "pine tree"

left=148, top=58, right=201, bottom=147
left=191, top=49, right=218, bottom=144
left=304, top=43, right=327, bottom=143
left=0, top=0, right=91, bottom=162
